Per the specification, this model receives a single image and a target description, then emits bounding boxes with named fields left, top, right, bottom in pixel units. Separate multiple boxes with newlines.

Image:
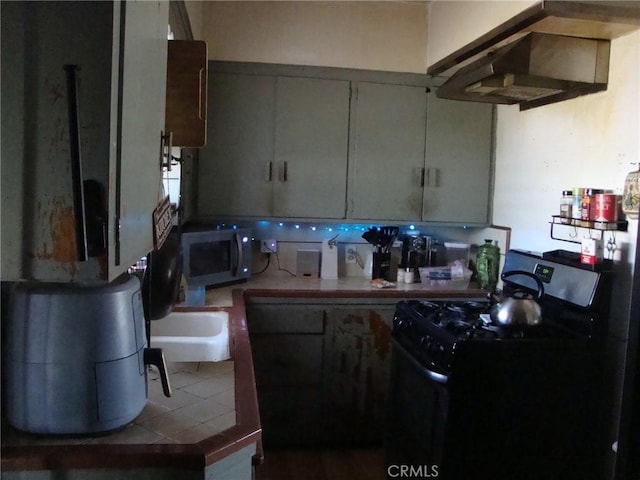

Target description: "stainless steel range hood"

left=436, top=33, right=611, bottom=110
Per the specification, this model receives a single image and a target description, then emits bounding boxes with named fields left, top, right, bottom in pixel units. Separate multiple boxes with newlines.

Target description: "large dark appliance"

left=386, top=249, right=613, bottom=480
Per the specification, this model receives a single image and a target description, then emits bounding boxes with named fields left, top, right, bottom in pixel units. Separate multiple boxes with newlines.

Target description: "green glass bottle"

left=475, top=239, right=500, bottom=291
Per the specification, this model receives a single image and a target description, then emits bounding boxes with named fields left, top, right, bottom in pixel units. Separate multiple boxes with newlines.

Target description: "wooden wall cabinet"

left=165, top=40, right=208, bottom=147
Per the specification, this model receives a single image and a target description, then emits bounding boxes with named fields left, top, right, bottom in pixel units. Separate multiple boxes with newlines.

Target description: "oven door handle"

left=392, top=337, right=449, bottom=384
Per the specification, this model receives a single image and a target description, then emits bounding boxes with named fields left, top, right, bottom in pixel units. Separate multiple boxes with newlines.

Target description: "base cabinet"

left=324, top=306, right=395, bottom=445
left=247, top=301, right=394, bottom=447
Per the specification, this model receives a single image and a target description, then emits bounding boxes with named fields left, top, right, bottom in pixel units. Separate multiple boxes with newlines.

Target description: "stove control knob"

left=395, top=317, right=409, bottom=331
left=420, top=336, right=431, bottom=352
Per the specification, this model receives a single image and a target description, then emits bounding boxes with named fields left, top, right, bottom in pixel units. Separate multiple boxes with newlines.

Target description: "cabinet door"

left=247, top=304, right=326, bottom=447
left=198, top=73, right=276, bottom=217
left=113, top=0, right=169, bottom=276
left=165, top=40, right=208, bottom=147
left=273, top=77, right=350, bottom=219
left=324, top=305, right=394, bottom=444
left=349, top=82, right=427, bottom=221
left=423, top=93, right=493, bottom=224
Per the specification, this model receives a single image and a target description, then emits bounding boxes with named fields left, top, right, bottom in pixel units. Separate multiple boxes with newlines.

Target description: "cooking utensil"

left=362, top=227, right=379, bottom=246
left=490, top=270, right=544, bottom=328
left=379, top=226, right=399, bottom=253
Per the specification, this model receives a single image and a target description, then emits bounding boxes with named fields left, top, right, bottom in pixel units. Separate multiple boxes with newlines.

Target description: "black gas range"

left=386, top=249, right=614, bottom=480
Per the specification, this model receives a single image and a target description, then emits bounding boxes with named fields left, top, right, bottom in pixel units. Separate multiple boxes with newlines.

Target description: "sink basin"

left=150, top=310, right=230, bottom=362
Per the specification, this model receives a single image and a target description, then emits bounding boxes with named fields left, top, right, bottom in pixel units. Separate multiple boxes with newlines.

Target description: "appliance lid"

left=435, top=33, right=610, bottom=110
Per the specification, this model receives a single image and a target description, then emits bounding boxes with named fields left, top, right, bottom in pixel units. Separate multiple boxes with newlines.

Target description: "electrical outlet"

left=261, top=239, right=277, bottom=253
left=345, top=244, right=357, bottom=264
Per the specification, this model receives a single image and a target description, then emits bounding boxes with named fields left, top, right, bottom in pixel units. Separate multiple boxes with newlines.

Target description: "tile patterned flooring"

left=2, top=360, right=236, bottom=446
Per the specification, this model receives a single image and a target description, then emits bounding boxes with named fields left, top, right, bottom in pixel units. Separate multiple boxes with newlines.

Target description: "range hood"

left=436, top=33, right=611, bottom=110
left=428, top=1, right=640, bottom=111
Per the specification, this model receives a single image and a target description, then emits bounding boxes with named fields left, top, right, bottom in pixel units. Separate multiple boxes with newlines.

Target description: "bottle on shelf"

left=560, top=190, right=573, bottom=224
left=572, top=187, right=584, bottom=222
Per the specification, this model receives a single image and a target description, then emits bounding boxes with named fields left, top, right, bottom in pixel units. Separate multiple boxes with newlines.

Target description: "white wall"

left=184, top=1, right=206, bottom=41
left=197, top=1, right=429, bottom=73
left=427, top=0, right=537, bottom=67
left=493, top=30, right=639, bottom=261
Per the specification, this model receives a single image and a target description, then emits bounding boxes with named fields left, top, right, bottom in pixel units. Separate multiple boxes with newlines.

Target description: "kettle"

left=490, top=270, right=544, bottom=328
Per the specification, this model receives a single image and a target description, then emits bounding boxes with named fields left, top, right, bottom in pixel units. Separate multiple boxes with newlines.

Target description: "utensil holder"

left=372, top=252, right=391, bottom=280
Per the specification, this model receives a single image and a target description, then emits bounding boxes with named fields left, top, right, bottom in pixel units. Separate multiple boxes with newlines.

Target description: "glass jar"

left=581, top=188, right=604, bottom=225
left=475, top=239, right=500, bottom=291
left=572, top=187, right=584, bottom=220
left=560, top=190, right=573, bottom=224
left=623, top=167, right=640, bottom=219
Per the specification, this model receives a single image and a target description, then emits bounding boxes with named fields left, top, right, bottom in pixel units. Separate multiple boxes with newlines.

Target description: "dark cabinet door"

left=165, top=40, right=208, bottom=147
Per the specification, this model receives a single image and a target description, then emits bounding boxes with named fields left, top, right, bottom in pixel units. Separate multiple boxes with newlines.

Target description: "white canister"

left=404, top=268, right=414, bottom=284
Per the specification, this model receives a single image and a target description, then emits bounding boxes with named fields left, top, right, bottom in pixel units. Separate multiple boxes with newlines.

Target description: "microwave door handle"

left=232, top=232, right=243, bottom=277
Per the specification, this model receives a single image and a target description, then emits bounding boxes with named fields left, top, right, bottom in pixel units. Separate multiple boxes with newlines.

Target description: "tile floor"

left=2, top=360, right=236, bottom=446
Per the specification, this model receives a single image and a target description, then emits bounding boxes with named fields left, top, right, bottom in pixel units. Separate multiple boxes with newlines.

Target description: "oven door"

left=386, top=337, right=449, bottom=473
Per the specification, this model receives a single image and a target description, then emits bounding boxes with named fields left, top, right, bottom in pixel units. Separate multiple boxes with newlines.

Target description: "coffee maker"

left=401, top=235, right=447, bottom=281
left=401, top=235, right=429, bottom=280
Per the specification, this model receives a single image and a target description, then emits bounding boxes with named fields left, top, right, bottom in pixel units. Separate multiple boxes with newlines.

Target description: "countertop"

left=204, top=273, right=488, bottom=307
left=1, top=275, right=486, bottom=473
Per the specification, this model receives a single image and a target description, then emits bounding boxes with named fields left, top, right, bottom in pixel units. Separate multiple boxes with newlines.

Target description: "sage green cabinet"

left=198, top=73, right=276, bottom=217
left=1, top=1, right=168, bottom=282
left=246, top=305, right=326, bottom=447
left=198, top=63, right=494, bottom=225
left=246, top=300, right=395, bottom=447
left=349, top=82, right=428, bottom=221
left=423, top=91, right=493, bottom=224
left=273, top=77, right=350, bottom=218
left=323, top=305, right=394, bottom=445
left=198, top=73, right=350, bottom=219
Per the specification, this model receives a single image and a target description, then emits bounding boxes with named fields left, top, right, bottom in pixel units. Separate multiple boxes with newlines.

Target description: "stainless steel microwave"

left=181, top=225, right=251, bottom=287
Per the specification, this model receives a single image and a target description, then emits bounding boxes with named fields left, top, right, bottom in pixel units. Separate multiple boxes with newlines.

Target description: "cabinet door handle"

left=426, top=168, right=440, bottom=187
left=264, top=161, right=273, bottom=182
left=279, top=161, right=288, bottom=182
left=415, top=167, right=425, bottom=187
left=198, top=67, right=206, bottom=121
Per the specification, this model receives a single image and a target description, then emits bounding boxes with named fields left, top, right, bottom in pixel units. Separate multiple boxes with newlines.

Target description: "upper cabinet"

left=165, top=40, right=208, bottom=147
left=0, top=1, right=168, bottom=282
left=199, top=66, right=350, bottom=219
left=199, top=72, right=276, bottom=218
left=273, top=77, right=350, bottom=219
left=197, top=62, right=494, bottom=226
left=423, top=90, right=493, bottom=224
left=349, top=82, right=428, bottom=221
